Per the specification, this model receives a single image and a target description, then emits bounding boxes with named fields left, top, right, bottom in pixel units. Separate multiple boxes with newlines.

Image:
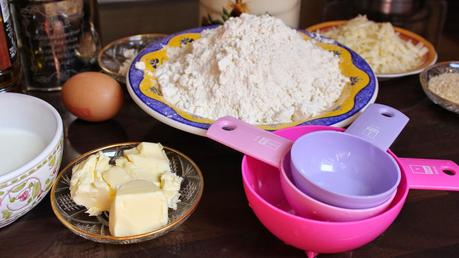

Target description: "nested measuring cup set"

left=207, top=104, right=459, bottom=222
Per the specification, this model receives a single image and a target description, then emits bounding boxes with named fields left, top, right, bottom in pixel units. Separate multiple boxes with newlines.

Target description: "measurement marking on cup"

left=363, top=126, right=380, bottom=139
left=409, top=165, right=438, bottom=175
left=254, top=136, right=281, bottom=150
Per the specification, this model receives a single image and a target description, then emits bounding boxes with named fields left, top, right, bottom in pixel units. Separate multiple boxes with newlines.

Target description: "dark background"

left=97, top=0, right=459, bottom=45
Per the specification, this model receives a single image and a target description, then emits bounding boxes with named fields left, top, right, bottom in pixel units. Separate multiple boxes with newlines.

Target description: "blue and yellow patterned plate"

left=127, top=25, right=378, bottom=136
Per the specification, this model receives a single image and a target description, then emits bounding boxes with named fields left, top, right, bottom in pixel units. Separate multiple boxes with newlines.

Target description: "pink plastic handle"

left=206, top=116, right=292, bottom=168
left=399, top=158, right=459, bottom=191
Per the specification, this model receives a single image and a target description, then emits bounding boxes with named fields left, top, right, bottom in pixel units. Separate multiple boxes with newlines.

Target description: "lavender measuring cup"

left=207, top=104, right=408, bottom=210
left=290, top=104, right=409, bottom=209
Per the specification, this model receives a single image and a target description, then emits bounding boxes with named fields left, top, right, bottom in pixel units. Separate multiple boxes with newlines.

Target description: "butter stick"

left=109, top=180, right=168, bottom=237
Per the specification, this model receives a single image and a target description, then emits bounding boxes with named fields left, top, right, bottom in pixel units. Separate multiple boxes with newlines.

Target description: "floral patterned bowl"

left=0, top=93, right=63, bottom=228
left=127, top=25, right=378, bottom=136
left=50, top=142, right=204, bottom=244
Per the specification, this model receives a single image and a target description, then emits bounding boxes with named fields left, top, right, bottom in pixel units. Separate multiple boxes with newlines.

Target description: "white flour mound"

left=154, top=14, right=348, bottom=124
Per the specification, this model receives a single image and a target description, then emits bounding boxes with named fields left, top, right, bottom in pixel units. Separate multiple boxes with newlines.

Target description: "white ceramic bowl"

left=0, top=93, right=63, bottom=228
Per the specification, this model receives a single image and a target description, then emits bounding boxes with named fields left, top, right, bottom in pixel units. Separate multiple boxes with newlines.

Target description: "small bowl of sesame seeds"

left=420, top=61, right=459, bottom=114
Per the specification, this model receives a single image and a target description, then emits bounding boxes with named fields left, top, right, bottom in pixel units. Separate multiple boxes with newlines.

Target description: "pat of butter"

left=70, top=152, right=113, bottom=216
left=160, top=172, right=183, bottom=210
left=109, top=180, right=168, bottom=237
left=116, top=142, right=171, bottom=185
left=102, top=166, right=132, bottom=189
left=126, top=142, right=167, bottom=157
left=70, top=141, right=182, bottom=226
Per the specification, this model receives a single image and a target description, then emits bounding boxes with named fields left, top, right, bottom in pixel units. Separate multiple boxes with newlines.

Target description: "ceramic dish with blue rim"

left=127, top=25, right=378, bottom=136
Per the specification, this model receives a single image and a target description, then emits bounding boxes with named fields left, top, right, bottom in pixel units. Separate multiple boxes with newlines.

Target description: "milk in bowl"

left=0, top=93, right=63, bottom=228
left=0, top=128, right=47, bottom=175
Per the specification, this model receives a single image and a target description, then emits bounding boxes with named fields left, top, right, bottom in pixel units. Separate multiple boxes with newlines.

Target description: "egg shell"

left=62, top=72, right=124, bottom=122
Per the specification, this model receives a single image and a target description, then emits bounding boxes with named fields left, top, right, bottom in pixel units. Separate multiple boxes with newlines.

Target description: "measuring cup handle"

left=345, top=104, right=409, bottom=150
left=207, top=116, right=292, bottom=168
left=398, top=158, right=459, bottom=191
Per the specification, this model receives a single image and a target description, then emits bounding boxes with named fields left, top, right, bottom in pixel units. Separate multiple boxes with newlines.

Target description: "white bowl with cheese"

left=0, top=93, right=63, bottom=228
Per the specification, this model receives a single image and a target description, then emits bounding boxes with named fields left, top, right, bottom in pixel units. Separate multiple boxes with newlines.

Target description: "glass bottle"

left=12, top=0, right=101, bottom=91
left=0, top=0, right=19, bottom=92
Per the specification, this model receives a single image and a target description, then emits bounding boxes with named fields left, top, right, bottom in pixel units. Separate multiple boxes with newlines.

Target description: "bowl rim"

left=306, top=20, right=438, bottom=78
left=281, top=153, right=397, bottom=214
left=50, top=142, right=204, bottom=242
left=0, top=93, right=63, bottom=182
left=289, top=130, right=401, bottom=207
left=97, top=33, right=168, bottom=78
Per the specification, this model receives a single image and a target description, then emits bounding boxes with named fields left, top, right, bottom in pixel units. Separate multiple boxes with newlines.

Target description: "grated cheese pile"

left=152, top=14, right=348, bottom=124
left=321, top=15, right=428, bottom=74
left=428, top=73, right=459, bottom=104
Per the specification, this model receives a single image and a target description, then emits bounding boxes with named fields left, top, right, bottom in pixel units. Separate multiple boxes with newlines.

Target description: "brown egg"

left=62, top=72, right=123, bottom=122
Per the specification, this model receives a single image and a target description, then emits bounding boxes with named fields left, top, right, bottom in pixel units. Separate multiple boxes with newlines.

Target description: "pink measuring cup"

left=241, top=125, right=459, bottom=257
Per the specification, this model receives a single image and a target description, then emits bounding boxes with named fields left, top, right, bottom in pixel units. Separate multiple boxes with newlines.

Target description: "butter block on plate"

left=70, top=152, right=114, bottom=216
left=102, top=166, right=133, bottom=189
left=115, top=142, right=171, bottom=185
left=109, top=180, right=168, bottom=237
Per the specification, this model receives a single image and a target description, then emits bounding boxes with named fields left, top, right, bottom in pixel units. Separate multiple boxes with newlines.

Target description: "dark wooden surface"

left=1, top=1, right=459, bottom=258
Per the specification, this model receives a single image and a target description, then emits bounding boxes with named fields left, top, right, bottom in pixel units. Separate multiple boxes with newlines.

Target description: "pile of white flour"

left=153, top=14, right=348, bottom=124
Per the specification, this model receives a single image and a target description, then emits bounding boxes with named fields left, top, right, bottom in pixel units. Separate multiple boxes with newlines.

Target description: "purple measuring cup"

left=290, top=104, right=409, bottom=209
left=207, top=104, right=409, bottom=210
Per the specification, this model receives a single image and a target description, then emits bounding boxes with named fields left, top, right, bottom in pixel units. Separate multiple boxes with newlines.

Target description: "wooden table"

left=1, top=3, right=459, bottom=258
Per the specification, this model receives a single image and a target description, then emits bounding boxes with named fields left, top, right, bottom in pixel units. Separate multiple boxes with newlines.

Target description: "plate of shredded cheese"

left=127, top=14, right=377, bottom=136
left=307, top=15, right=437, bottom=79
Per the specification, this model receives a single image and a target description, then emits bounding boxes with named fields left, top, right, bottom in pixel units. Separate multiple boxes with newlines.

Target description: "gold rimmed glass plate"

left=50, top=142, right=204, bottom=244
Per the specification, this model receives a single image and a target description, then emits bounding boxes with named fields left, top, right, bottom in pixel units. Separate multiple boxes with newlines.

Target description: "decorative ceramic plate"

left=98, top=33, right=167, bottom=83
left=50, top=142, right=204, bottom=244
left=127, top=25, right=378, bottom=136
left=419, top=61, right=459, bottom=114
left=307, top=21, right=438, bottom=80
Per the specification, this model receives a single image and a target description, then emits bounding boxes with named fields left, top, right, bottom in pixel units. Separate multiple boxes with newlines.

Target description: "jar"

left=0, top=0, right=20, bottom=92
left=199, top=0, right=301, bottom=28
left=12, top=0, right=101, bottom=91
